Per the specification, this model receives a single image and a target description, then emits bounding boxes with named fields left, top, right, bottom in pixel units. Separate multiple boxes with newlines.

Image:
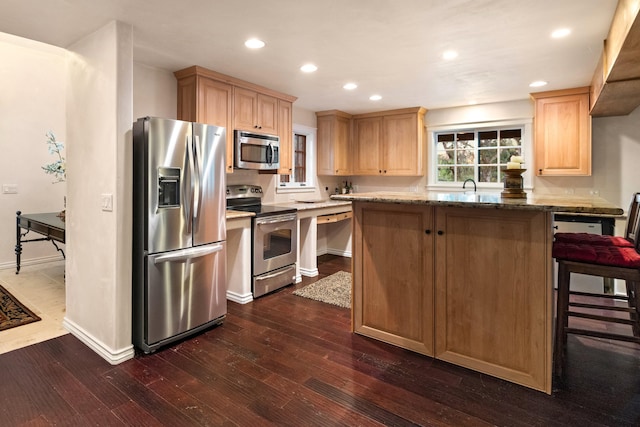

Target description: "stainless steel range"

left=226, top=185, right=297, bottom=297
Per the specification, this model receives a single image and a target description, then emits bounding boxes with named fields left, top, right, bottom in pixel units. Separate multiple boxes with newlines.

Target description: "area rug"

left=293, top=271, right=351, bottom=308
left=0, top=284, right=40, bottom=331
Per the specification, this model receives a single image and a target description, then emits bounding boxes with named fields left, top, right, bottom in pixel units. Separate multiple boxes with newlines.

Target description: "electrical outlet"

left=2, top=184, right=18, bottom=194
left=590, top=190, right=600, bottom=196
left=101, top=193, right=113, bottom=211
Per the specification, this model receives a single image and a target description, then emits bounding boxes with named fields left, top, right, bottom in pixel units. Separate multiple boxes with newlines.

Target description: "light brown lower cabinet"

left=352, top=202, right=553, bottom=394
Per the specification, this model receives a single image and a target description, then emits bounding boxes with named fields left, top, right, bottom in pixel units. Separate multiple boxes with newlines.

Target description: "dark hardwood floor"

left=2, top=254, right=640, bottom=426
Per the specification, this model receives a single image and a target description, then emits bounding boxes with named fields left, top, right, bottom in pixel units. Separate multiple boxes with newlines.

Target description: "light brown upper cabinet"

left=175, top=69, right=234, bottom=173
left=352, top=116, right=383, bottom=175
left=174, top=66, right=296, bottom=173
left=316, top=110, right=353, bottom=176
left=353, top=107, right=426, bottom=176
left=233, top=88, right=278, bottom=135
left=590, top=0, right=640, bottom=116
left=531, top=87, right=591, bottom=176
left=277, top=100, right=293, bottom=175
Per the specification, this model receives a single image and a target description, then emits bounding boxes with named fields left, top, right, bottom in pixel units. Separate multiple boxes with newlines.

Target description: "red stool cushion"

left=554, top=232, right=634, bottom=247
left=553, top=242, right=640, bottom=268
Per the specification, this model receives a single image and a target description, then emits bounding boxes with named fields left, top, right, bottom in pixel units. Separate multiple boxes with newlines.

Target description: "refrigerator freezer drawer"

left=145, top=242, right=227, bottom=348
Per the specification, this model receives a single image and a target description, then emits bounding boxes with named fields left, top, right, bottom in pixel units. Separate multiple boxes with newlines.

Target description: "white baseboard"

left=63, top=317, right=135, bottom=365
left=295, top=273, right=302, bottom=283
left=0, top=254, right=64, bottom=271
left=300, top=267, right=319, bottom=277
left=226, top=290, right=253, bottom=304
left=327, top=248, right=352, bottom=258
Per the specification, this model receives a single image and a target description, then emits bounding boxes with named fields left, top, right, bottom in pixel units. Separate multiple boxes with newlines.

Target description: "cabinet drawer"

left=317, top=211, right=352, bottom=224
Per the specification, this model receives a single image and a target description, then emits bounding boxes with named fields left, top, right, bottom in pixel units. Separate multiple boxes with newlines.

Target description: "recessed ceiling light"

left=551, top=28, right=571, bottom=39
left=529, top=80, right=548, bottom=88
left=343, top=83, right=358, bottom=90
left=369, top=94, right=382, bottom=101
left=300, top=63, right=318, bottom=73
left=244, top=38, right=265, bottom=49
left=442, top=50, right=458, bottom=60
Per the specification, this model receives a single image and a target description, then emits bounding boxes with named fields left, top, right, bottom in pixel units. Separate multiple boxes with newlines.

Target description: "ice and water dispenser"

left=158, top=167, right=180, bottom=208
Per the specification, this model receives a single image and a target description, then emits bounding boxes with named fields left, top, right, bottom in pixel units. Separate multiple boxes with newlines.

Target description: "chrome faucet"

left=462, top=178, right=477, bottom=192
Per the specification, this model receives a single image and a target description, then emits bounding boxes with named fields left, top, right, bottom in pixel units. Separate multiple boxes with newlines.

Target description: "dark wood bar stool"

left=552, top=193, right=640, bottom=379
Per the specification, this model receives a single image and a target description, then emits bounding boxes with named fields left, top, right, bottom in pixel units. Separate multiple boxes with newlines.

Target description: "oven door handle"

left=255, top=214, right=297, bottom=225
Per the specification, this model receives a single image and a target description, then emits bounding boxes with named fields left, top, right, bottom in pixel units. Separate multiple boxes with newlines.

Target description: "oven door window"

left=263, top=229, right=291, bottom=260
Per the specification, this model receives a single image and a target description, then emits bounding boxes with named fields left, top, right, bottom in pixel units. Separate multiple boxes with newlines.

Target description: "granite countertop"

left=331, top=191, right=623, bottom=216
left=225, top=209, right=254, bottom=220
left=268, top=200, right=352, bottom=211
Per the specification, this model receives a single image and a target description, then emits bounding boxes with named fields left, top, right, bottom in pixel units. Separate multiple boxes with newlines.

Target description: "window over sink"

left=277, top=124, right=316, bottom=193
left=428, top=119, right=532, bottom=190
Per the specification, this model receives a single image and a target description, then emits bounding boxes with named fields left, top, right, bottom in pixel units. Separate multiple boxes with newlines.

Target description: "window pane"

left=499, top=129, right=521, bottom=147
left=438, top=150, right=455, bottom=165
left=458, top=166, right=474, bottom=181
left=500, top=147, right=521, bottom=163
left=438, top=166, right=454, bottom=181
left=478, top=148, right=497, bottom=164
left=479, top=131, right=498, bottom=147
left=479, top=166, right=498, bottom=183
left=457, top=149, right=475, bottom=164
left=456, top=133, right=475, bottom=149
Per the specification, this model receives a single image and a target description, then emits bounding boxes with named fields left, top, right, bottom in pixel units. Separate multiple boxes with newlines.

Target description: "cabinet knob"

left=425, top=229, right=431, bottom=235
left=437, top=230, right=444, bottom=235
left=383, top=170, right=387, bottom=174
left=538, top=169, right=542, bottom=174
left=379, top=170, right=382, bottom=174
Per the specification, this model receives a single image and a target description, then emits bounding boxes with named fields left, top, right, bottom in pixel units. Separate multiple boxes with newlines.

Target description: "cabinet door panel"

left=434, top=207, right=552, bottom=392
left=383, top=113, right=421, bottom=176
left=334, top=116, right=352, bottom=175
left=533, top=88, right=591, bottom=176
left=257, top=94, right=278, bottom=135
left=353, top=117, right=382, bottom=175
left=233, top=87, right=257, bottom=132
left=277, top=100, right=292, bottom=175
left=198, top=78, right=233, bottom=173
left=353, top=202, right=434, bottom=356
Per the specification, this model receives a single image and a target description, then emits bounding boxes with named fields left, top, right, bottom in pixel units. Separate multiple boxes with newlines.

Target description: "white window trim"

left=426, top=118, right=533, bottom=191
left=276, top=123, right=317, bottom=194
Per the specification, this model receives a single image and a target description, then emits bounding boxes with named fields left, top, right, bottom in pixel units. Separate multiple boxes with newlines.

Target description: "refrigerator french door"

left=132, top=117, right=226, bottom=353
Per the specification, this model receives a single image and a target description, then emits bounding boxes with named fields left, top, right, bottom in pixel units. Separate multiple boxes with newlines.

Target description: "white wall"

left=63, top=21, right=134, bottom=364
left=133, top=62, right=177, bottom=121
left=0, top=33, right=67, bottom=268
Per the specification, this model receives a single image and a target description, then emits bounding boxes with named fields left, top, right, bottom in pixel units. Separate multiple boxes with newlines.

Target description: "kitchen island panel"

left=434, top=207, right=552, bottom=393
left=353, top=202, right=434, bottom=356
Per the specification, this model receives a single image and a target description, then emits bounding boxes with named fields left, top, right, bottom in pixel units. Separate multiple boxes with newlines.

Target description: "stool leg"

left=629, top=281, right=640, bottom=338
left=554, top=261, right=571, bottom=378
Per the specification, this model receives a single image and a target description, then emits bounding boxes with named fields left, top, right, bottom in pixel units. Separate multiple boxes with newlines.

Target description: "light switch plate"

left=2, top=184, right=18, bottom=194
left=101, top=193, right=113, bottom=211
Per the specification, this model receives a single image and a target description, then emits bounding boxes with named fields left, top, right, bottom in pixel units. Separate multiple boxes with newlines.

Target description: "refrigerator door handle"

left=186, top=134, right=196, bottom=233
left=193, top=135, right=202, bottom=220
left=153, top=243, right=224, bottom=264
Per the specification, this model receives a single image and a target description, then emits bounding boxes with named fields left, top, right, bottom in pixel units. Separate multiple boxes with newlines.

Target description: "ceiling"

left=0, top=0, right=618, bottom=114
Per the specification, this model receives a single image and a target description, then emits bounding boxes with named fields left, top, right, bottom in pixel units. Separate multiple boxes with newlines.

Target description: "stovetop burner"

left=226, top=185, right=296, bottom=218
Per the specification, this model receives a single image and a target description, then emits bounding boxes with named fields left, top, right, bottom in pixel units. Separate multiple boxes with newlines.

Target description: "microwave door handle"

left=192, top=135, right=201, bottom=220
left=267, top=143, right=273, bottom=165
left=186, top=135, right=195, bottom=234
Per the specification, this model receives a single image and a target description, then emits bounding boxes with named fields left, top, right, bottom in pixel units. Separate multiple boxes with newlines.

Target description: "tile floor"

left=0, top=261, right=67, bottom=354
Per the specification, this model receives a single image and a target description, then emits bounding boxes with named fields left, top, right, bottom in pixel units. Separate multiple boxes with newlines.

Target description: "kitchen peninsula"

left=331, top=191, right=623, bottom=394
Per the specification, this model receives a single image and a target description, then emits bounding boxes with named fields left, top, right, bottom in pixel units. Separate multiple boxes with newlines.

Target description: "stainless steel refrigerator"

left=132, top=117, right=226, bottom=353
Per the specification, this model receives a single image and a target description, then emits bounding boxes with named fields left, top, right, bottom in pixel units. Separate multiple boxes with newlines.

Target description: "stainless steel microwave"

left=234, top=130, right=280, bottom=170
